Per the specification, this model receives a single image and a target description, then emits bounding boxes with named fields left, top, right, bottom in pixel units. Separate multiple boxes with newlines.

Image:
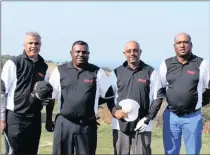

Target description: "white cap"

left=118, top=99, right=140, bottom=122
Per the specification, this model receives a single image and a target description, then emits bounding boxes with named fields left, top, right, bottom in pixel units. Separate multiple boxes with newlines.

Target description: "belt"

left=57, top=114, right=98, bottom=125
left=168, top=108, right=201, bottom=116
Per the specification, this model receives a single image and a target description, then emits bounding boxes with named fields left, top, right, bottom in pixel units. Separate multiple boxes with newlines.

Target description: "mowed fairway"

left=1, top=122, right=210, bottom=154
left=26, top=124, right=210, bottom=154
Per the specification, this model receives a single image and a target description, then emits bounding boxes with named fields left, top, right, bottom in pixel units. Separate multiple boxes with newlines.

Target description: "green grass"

left=1, top=102, right=209, bottom=154
left=1, top=123, right=210, bottom=154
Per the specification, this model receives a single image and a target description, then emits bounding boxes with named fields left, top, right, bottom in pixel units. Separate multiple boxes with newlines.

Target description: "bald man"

left=137, top=33, right=210, bottom=154
left=108, top=41, right=164, bottom=155
left=1, top=32, right=51, bottom=154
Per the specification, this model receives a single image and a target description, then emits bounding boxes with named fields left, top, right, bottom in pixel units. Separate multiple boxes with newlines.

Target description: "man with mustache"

left=108, top=41, right=164, bottom=155
left=137, top=33, right=210, bottom=154
left=46, top=40, right=114, bottom=155
left=1, top=32, right=51, bottom=154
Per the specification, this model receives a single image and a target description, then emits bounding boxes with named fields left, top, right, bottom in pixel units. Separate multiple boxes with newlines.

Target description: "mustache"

left=77, top=56, right=89, bottom=59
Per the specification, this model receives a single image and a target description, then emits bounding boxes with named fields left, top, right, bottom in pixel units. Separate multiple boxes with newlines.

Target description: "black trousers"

left=6, top=110, right=42, bottom=154
left=4, top=136, right=10, bottom=154
left=53, top=115, right=97, bottom=155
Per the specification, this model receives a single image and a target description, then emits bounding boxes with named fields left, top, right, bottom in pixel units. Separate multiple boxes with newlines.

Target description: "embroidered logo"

left=84, top=79, right=93, bottom=83
left=38, top=72, right=44, bottom=77
left=138, top=78, right=147, bottom=83
left=186, top=70, right=195, bottom=75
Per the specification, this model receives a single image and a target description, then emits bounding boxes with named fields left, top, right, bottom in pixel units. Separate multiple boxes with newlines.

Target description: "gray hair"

left=24, top=31, right=41, bottom=40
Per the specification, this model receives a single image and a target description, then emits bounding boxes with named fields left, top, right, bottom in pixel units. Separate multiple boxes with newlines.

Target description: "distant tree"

left=45, top=60, right=54, bottom=63
left=1, top=55, right=15, bottom=68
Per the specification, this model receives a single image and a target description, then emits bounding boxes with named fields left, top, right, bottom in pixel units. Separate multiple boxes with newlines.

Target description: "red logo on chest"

left=84, top=79, right=93, bottom=83
left=186, top=70, right=195, bottom=75
left=138, top=78, right=147, bottom=83
left=38, top=72, right=44, bottom=77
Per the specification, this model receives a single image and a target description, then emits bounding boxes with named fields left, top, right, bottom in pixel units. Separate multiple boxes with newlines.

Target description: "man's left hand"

left=1, top=120, right=6, bottom=134
left=42, top=99, right=50, bottom=106
left=134, top=117, right=149, bottom=132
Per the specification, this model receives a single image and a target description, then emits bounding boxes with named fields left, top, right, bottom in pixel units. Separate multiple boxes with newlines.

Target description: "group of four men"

left=1, top=31, right=210, bottom=155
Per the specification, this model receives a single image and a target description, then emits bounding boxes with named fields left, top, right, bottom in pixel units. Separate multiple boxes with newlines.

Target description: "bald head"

left=124, top=41, right=140, bottom=51
left=124, top=40, right=141, bottom=66
left=174, top=32, right=193, bottom=58
left=174, top=33, right=191, bottom=43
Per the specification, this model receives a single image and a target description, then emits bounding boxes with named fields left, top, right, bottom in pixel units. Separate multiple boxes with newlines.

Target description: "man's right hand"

left=1, top=120, right=6, bottom=134
left=45, top=120, right=55, bottom=132
left=113, top=110, right=128, bottom=120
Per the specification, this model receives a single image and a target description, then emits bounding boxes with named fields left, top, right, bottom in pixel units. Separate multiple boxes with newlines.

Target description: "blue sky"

left=1, top=1, right=210, bottom=69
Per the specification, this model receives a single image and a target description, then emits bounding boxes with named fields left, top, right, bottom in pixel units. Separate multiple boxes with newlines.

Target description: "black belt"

left=168, top=108, right=201, bottom=116
left=57, top=114, right=98, bottom=125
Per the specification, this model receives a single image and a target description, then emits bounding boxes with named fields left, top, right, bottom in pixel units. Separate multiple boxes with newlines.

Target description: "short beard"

left=73, top=59, right=88, bottom=69
left=130, top=59, right=139, bottom=65
left=179, top=52, right=191, bottom=59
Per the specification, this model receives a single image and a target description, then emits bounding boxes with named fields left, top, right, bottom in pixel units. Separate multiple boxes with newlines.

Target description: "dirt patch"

left=98, top=105, right=112, bottom=124
left=203, top=121, right=210, bottom=134
left=97, top=105, right=210, bottom=135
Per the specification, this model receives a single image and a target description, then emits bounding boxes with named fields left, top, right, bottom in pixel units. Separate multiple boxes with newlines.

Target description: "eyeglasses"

left=74, top=50, right=90, bottom=55
left=125, top=49, right=141, bottom=54
left=28, top=42, right=41, bottom=45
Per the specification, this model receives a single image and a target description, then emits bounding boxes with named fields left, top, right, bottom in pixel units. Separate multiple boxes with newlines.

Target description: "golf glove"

left=134, top=117, right=150, bottom=132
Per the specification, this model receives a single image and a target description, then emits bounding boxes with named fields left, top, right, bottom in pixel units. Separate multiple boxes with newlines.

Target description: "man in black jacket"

left=1, top=32, right=52, bottom=154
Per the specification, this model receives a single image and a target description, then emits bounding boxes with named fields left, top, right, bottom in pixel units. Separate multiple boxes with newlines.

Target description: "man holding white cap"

left=109, top=41, right=164, bottom=155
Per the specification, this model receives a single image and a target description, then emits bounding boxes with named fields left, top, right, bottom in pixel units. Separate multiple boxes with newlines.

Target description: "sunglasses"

left=28, top=42, right=41, bottom=45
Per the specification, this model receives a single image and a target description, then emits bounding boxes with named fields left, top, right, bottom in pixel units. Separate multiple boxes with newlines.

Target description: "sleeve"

left=202, top=60, right=210, bottom=89
left=201, top=60, right=210, bottom=106
left=44, top=67, right=51, bottom=82
left=1, top=60, right=16, bottom=120
left=49, top=67, right=61, bottom=100
left=150, top=70, right=165, bottom=100
left=146, top=69, right=166, bottom=120
left=106, top=70, right=121, bottom=115
left=109, top=71, right=118, bottom=103
left=1, top=80, right=6, bottom=120
left=159, top=61, right=168, bottom=88
left=97, top=68, right=114, bottom=99
left=1, top=60, right=16, bottom=94
left=1, top=93, right=6, bottom=120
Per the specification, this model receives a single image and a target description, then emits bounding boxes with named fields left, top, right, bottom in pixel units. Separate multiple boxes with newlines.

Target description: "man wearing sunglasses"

left=108, top=41, right=164, bottom=155
left=1, top=32, right=51, bottom=154
left=46, top=40, right=114, bottom=155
